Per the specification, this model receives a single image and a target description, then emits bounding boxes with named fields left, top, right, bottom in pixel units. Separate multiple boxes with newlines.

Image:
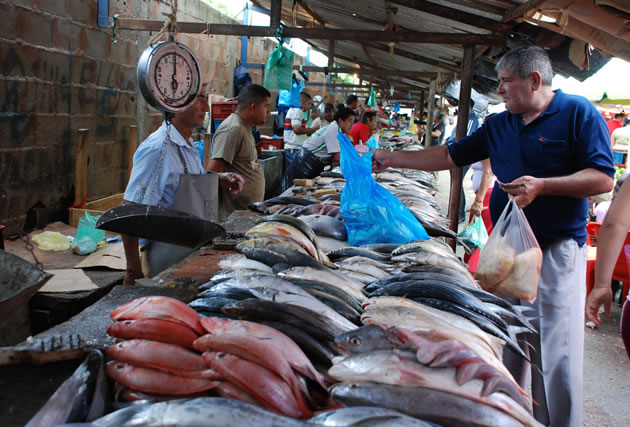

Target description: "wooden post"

left=204, top=131, right=212, bottom=169
left=127, top=125, right=138, bottom=181
left=426, top=79, right=436, bottom=146
left=447, top=45, right=475, bottom=247
left=74, top=129, right=89, bottom=206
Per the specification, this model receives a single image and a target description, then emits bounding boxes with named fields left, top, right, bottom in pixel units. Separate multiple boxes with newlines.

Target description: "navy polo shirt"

left=448, top=90, right=614, bottom=247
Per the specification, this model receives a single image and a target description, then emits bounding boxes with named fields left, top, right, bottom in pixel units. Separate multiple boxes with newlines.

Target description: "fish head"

left=334, top=324, right=394, bottom=354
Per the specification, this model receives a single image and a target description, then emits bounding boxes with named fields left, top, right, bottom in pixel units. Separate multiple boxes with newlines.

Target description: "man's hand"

left=499, top=175, right=544, bottom=208
left=219, top=172, right=245, bottom=196
left=585, top=286, right=613, bottom=326
left=372, top=149, right=390, bottom=171
left=123, top=268, right=143, bottom=286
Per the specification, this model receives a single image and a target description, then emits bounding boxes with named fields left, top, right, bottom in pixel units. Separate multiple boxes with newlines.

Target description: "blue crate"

left=212, top=119, right=225, bottom=133
left=612, top=150, right=627, bottom=165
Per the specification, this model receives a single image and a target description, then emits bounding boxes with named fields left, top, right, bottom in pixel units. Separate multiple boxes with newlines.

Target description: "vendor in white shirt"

left=280, top=107, right=355, bottom=191
left=283, top=92, right=317, bottom=166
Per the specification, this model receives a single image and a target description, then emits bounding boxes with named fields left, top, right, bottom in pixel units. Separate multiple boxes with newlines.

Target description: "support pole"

left=74, top=129, right=90, bottom=205
left=426, top=79, right=436, bottom=146
left=447, top=45, right=475, bottom=247
left=270, top=0, right=282, bottom=29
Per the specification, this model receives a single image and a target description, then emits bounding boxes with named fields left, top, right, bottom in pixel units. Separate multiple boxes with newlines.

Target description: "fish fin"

left=455, top=361, right=479, bottom=385
left=511, top=305, right=537, bottom=315
left=481, top=375, right=530, bottom=409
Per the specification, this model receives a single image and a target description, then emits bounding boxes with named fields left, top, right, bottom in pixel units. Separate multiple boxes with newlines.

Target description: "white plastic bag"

left=477, top=197, right=542, bottom=302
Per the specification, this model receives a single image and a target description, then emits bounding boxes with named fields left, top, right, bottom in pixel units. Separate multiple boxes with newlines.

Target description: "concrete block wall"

left=0, top=0, right=324, bottom=235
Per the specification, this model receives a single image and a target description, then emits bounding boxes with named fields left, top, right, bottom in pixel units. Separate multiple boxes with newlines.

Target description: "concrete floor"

left=435, top=169, right=630, bottom=426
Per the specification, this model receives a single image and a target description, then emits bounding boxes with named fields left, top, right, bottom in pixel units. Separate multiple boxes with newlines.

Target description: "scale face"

left=137, top=41, right=201, bottom=113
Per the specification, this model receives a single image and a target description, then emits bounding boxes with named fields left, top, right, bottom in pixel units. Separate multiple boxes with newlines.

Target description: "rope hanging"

left=150, top=0, right=178, bottom=45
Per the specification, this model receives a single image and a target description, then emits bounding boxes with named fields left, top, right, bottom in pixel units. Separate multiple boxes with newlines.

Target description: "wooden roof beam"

left=363, top=42, right=461, bottom=73
left=296, top=0, right=327, bottom=26
left=113, top=19, right=506, bottom=45
left=292, top=65, right=439, bottom=79
left=389, top=0, right=512, bottom=33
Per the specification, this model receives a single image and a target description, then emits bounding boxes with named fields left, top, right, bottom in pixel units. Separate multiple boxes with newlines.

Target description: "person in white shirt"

left=281, top=107, right=355, bottom=191
left=283, top=92, right=317, bottom=166
left=311, top=103, right=334, bottom=130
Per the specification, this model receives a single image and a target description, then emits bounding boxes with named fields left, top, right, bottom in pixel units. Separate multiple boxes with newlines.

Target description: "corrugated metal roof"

left=252, top=0, right=629, bottom=97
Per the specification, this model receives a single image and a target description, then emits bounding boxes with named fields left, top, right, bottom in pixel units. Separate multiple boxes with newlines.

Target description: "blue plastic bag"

left=278, top=78, right=303, bottom=108
left=457, top=214, right=489, bottom=250
left=263, top=45, right=293, bottom=91
left=338, top=133, right=429, bottom=245
left=365, top=136, right=379, bottom=150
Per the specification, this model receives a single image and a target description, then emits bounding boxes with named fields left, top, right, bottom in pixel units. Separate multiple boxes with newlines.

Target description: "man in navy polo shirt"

left=373, top=46, right=614, bottom=426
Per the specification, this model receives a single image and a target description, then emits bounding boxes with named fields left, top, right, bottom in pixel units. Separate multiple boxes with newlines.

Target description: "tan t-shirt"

left=212, top=113, right=265, bottom=218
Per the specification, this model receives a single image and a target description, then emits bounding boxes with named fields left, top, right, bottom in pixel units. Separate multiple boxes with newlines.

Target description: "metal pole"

left=447, top=45, right=475, bottom=247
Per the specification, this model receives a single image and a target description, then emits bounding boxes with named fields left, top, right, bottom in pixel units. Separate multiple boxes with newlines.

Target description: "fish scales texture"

left=208, top=274, right=313, bottom=298
left=202, top=352, right=307, bottom=418
left=327, top=247, right=392, bottom=262
left=247, top=287, right=358, bottom=332
left=105, top=361, right=220, bottom=395
left=106, top=339, right=210, bottom=374
left=107, top=319, right=200, bottom=350
left=278, top=267, right=367, bottom=302
left=194, top=329, right=327, bottom=393
left=369, top=281, right=509, bottom=331
left=413, top=297, right=528, bottom=360
left=102, top=397, right=309, bottom=426
left=260, top=320, right=338, bottom=367
left=218, top=254, right=274, bottom=272
left=288, top=279, right=364, bottom=313
left=331, top=382, right=542, bottom=427
left=299, top=214, right=348, bottom=241
left=361, top=299, right=505, bottom=361
left=335, top=323, right=518, bottom=397
left=308, top=406, right=436, bottom=426
left=110, top=296, right=204, bottom=335
left=246, top=221, right=319, bottom=260
left=222, top=299, right=341, bottom=342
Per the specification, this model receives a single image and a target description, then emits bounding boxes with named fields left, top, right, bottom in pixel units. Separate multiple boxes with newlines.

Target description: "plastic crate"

left=211, top=101, right=237, bottom=119
left=612, top=150, right=627, bottom=165
left=212, top=119, right=225, bottom=133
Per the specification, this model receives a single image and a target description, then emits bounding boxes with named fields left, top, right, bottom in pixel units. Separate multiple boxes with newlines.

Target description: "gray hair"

left=495, top=46, right=554, bottom=86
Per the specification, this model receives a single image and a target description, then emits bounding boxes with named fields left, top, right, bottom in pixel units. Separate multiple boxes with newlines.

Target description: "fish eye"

left=349, top=383, right=360, bottom=389
left=350, top=337, right=361, bottom=346
left=217, top=353, right=226, bottom=359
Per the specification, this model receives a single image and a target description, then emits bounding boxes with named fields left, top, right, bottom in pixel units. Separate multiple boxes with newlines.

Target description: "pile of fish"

left=86, top=167, right=545, bottom=425
left=104, top=295, right=331, bottom=418
left=83, top=397, right=434, bottom=426
left=105, top=296, right=218, bottom=400
left=248, top=168, right=455, bottom=243
left=179, top=215, right=541, bottom=425
left=330, top=324, right=542, bottom=426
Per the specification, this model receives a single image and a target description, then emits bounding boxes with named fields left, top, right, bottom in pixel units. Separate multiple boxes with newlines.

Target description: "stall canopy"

left=249, top=0, right=630, bottom=97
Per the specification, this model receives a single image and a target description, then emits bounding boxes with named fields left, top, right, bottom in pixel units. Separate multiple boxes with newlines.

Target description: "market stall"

left=4, top=0, right=630, bottom=425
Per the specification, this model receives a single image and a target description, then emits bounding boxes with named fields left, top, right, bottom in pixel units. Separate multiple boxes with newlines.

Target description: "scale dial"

left=137, top=41, right=201, bottom=113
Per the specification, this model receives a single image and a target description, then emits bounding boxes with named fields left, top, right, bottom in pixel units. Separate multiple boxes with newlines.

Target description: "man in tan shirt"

left=208, top=84, right=271, bottom=218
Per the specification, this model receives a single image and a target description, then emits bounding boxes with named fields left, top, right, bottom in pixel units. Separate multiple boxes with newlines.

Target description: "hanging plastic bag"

left=72, top=212, right=106, bottom=255
left=457, top=215, right=488, bottom=251
left=367, top=88, right=377, bottom=107
left=476, top=198, right=542, bottom=302
left=263, top=44, right=294, bottom=91
left=365, top=135, right=379, bottom=150
left=339, top=133, right=429, bottom=245
left=278, top=77, right=303, bottom=108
